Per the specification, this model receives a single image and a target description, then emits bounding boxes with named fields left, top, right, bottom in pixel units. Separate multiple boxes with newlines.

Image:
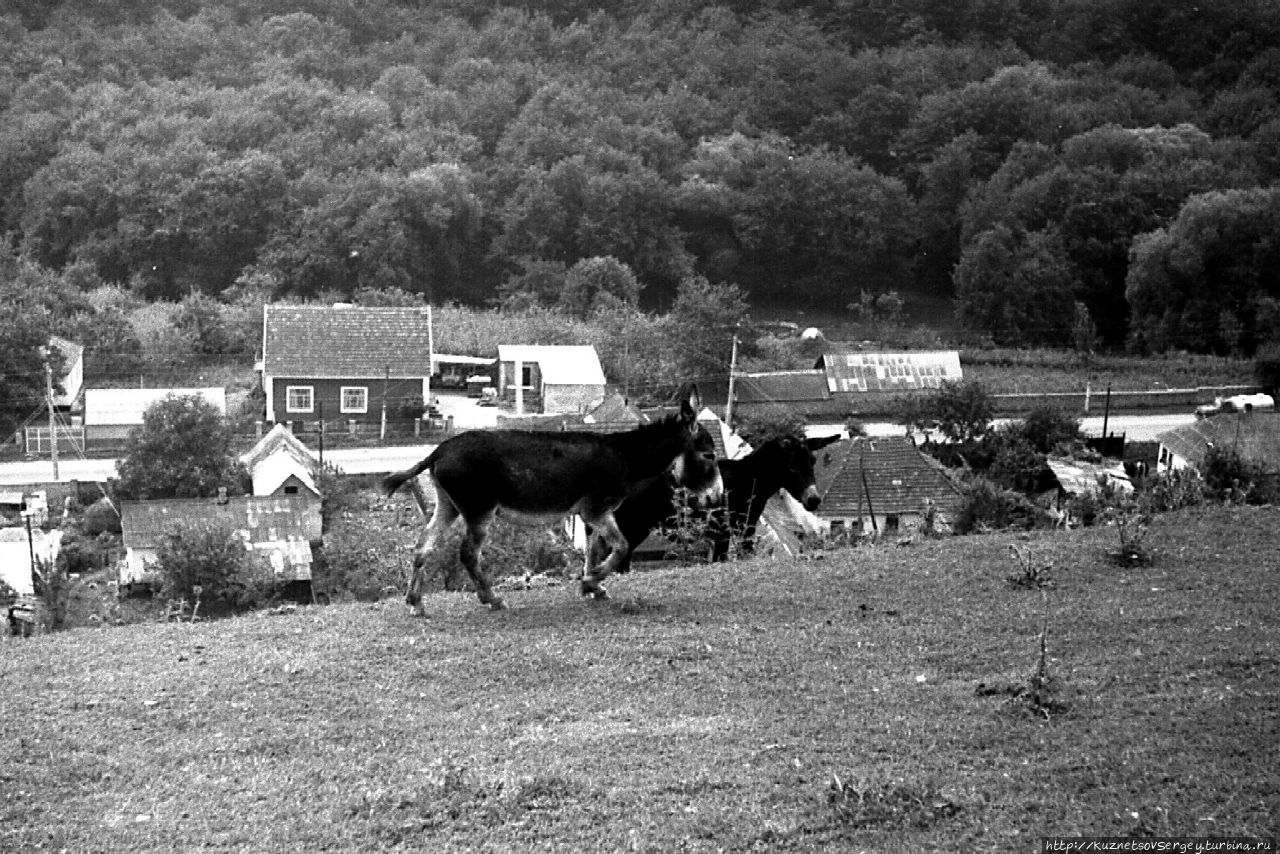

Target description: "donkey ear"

left=806, top=435, right=841, bottom=452
left=679, top=383, right=700, bottom=423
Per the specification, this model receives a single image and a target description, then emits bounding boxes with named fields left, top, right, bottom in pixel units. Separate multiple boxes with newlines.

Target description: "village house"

left=119, top=494, right=322, bottom=593
left=1156, top=410, right=1280, bottom=475
left=261, top=304, right=434, bottom=431
left=812, top=435, right=963, bottom=539
left=496, top=344, right=607, bottom=416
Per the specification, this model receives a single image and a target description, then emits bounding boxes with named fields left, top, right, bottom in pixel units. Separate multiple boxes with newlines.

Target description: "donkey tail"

left=379, top=451, right=437, bottom=497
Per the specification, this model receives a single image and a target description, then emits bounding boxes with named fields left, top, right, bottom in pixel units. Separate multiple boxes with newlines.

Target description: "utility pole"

left=317, top=401, right=324, bottom=469
left=43, top=349, right=59, bottom=481
left=724, top=331, right=740, bottom=427
left=24, top=510, right=37, bottom=590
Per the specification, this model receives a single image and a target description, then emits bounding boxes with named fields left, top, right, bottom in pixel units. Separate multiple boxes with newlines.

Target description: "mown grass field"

left=2, top=505, right=1277, bottom=852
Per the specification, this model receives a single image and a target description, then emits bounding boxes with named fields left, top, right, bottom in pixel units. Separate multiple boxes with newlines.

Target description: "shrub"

left=314, top=525, right=407, bottom=602
left=82, top=497, right=122, bottom=535
left=984, top=432, right=1049, bottom=494
left=1143, top=469, right=1204, bottom=512
left=56, top=529, right=113, bottom=575
left=154, top=522, right=277, bottom=617
left=953, top=475, right=1047, bottom=533
left=319, top=465, right=362, bottom=530
left=1018, top=405, right=1083, bottom=454
left=1201, top=445, right=1262, bottom=503
left=32, top=557, right=70, bottom=629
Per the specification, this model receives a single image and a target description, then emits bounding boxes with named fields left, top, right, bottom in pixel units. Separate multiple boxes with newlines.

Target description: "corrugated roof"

left=120, top=494, right=321, bottom=548
left=84, top=388, right=227, bottom=426
left=1045, top=457, right=1132, bottom=497
left=263, top=304, right=434, bottom=378
left=1157, top=412, right=1280, bottom=472
left=814, top=436, right=962, bottom=517
left=498, top=345, right=606, bottom=386
left=817, top=350, right=962, bottom=394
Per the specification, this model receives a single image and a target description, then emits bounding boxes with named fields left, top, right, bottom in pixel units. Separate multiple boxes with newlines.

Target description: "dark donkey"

left=380, top=385, right=722, bottom=614
left=708, top=434, right=840, bottom=560
left=592, top=433, right=841, bottom=571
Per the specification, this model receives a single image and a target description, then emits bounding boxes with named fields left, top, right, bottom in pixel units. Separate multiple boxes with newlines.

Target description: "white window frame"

left=285, top=385, right=314, bottom=414
left=340, top=386, right=368, bottom=414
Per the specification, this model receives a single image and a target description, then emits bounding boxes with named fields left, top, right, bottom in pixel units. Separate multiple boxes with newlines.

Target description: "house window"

left=521, top=364, right=534, bottom=387
left=340, top=386, right=368, bottom=414
left=286, top=386, right=314, bottom=414
left=884, top=514, right=900, bottom=533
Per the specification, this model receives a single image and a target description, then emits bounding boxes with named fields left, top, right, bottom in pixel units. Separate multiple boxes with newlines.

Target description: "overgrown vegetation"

left=153, top=521, right=277, bottom=618
left=4, top=0, right=1280, bottom=436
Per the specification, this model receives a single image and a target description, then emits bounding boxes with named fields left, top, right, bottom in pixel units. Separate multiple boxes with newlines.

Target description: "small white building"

left=497, top=345, right=607, bottom=415
left=0, top=526, right=63, bottom=597
left=84, top=387, right=227, bottom=446
left=240, top=423, right=322, bottom=498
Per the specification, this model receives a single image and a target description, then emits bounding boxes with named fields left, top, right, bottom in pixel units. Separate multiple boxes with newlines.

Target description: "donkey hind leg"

left=459, top=514, right=505, bottom=611
left=581, top=513, right=628, bottom=600
left=407, top=480, right=460, bottom=617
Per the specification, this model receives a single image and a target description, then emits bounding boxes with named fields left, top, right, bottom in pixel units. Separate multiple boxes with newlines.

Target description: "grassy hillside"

left=2, top=506, right=1277, bottom=852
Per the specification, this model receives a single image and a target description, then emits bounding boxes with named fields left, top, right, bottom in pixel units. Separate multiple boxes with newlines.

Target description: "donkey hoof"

left=489, top=598, right=507, bottom=611
left=581, top=581, right=610, bottom=601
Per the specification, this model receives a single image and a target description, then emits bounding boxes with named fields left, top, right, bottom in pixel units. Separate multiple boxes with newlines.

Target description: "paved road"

left=0, top=444, right=441, bottom=485
left=0, top=412, right=1198, bottom=485
left=818, top=412, right=1197, bottom=443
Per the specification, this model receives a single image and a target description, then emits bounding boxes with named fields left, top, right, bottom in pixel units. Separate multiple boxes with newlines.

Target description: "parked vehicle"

left=1195, top=393, right=1275, bottom=418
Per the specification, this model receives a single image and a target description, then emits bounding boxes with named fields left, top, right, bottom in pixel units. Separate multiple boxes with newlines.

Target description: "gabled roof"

left=263, top=304, right=434, bottom=379
left=250, top=454, right=321, bottom=497
left=497, top=345, right=606, bottom=386
left=814, top=436, right=962, bottom=517
left=120, top=494, right=322, bottom=548
left=1157, top=412, right=1280, bottom=472
left=84, top=388, right=227, bottom=426
left=816, top=350, right=962, bottom=394
left=583, top=393, right=645, bottom=425
left=240, top=423, right=320, bottom=472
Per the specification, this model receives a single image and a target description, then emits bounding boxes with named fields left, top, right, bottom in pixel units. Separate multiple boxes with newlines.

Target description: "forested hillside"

left=2, top=0, right=1279, bottom=395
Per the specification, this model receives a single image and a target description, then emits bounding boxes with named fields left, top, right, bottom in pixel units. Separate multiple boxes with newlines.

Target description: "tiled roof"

left=816, top=350, right=962, bottom=394
left=263, top=304, right=434, bottom=378
left=497, top=345, right=606, bottom=386
left=1157, top=412, right=1280, bottom=472
left=813, top=436, right=962, bottom=517
left=120, top=494, right=321, bottom=548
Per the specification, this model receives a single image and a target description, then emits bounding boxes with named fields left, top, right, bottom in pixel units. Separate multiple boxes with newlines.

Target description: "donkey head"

left=771, top=434, right=840, bottom=512
left=668, top=384, right=723, bottom=504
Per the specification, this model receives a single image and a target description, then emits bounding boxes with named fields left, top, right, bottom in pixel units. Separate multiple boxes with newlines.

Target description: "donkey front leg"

left=458, top=516, right=505, bottom=611
left=581, top=513, right=628, bottom=600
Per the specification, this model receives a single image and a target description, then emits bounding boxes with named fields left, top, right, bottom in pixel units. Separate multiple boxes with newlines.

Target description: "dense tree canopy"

left=1, top=0, right=1278, bottom=361
left=113, top=394, right=250, bottom=500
